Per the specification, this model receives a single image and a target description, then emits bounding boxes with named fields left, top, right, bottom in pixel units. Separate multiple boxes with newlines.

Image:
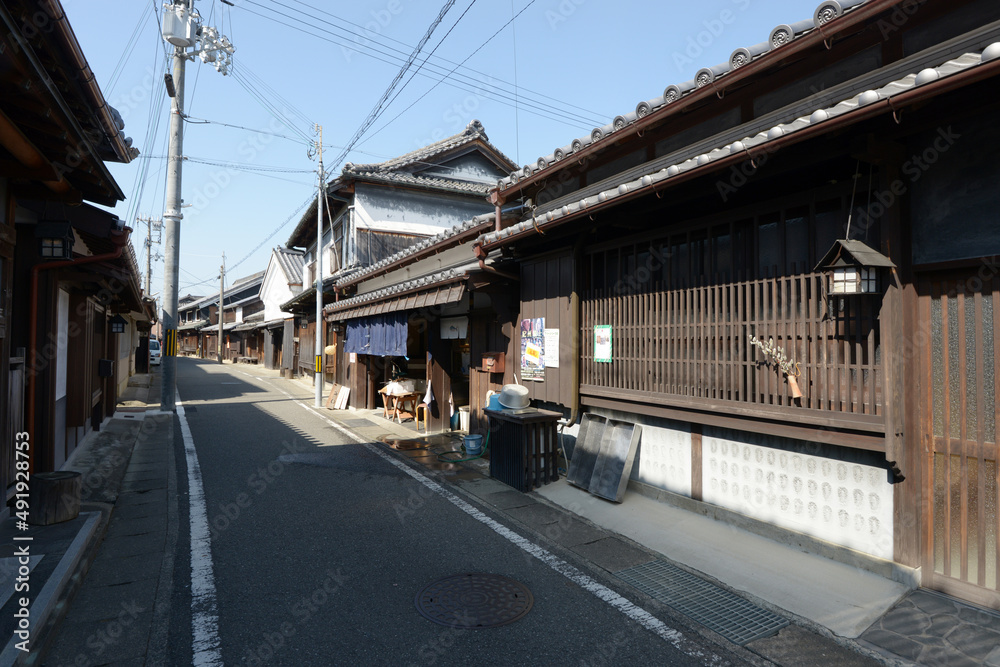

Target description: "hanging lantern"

left=35, top=221, right=75, bottom=260
left=110, top=314, right=128, bottom=334
left=815, top=239, right=895, bottom=296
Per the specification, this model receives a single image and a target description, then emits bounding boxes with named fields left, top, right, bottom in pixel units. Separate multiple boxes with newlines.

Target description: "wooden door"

left=920, top=270, right=999, bottom=608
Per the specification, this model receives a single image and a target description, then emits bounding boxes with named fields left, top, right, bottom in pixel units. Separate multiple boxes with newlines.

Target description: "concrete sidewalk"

left=0, top=370, right=174, bottom=667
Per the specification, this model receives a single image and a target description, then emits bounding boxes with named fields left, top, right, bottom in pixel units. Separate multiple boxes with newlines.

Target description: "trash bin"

left=458, top=406, right=470, bottom=432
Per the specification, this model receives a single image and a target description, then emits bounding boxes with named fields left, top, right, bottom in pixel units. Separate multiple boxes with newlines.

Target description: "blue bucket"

left=463, top=434, right=484, bottom=456
left=487, top=394, right=502, bottom=411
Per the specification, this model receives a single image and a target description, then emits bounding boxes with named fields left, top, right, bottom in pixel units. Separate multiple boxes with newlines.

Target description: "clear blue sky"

left=69, top=0, right=816, bottom=297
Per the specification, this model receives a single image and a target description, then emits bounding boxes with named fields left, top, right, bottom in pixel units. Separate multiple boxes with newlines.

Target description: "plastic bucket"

left=463, top=434, right=484, bottom=456
left=487, top=394, right=502, bottom=411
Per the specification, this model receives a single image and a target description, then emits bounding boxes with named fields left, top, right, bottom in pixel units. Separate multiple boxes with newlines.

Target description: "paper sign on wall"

left=594, top=325, right=612, bottom=363
left=543, top=328, right=559, bottom=368
left=520, top=317, right=545, bottom=381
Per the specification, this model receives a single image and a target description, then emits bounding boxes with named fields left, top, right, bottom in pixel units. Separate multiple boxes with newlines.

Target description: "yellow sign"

left=315, top=355, right=322, bottom=373
left=164, top=329, right=177, bottom=356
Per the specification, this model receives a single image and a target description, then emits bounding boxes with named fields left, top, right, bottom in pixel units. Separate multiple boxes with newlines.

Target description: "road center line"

left=177, top=397, right=224, bottom=666
left=261, top=379, right=727, bottom=665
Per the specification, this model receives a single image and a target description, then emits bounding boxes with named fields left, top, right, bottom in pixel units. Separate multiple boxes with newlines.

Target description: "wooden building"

left=325, top=213, right=519, bottom=433
left=476, top=0, right=1000, bottom=608
left=284, top=120, right=517, bottom=394
left=1, top=0, right=142, bottom=482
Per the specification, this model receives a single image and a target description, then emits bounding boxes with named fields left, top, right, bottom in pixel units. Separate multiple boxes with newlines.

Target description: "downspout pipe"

left=568, top=234, right=586, bottom=427
left=27, top=228, right=130, bottom=473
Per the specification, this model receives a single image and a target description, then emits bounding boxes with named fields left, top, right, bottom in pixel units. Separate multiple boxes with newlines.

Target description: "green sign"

left=594, top=325, right=612, bottom=363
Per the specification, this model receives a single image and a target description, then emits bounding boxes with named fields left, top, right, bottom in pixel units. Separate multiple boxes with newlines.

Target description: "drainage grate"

left=415, top=573, right=533, bottom=629
left=615, top=560, right=787, bottom=645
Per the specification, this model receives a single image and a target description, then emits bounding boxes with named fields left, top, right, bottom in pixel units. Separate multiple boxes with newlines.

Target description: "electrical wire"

left=106, top=4, right=151, bottom=95
left=362, top=0, right=539, bottom=147
left=228, top=66, right=314, bottom=143
left=227, top=194, right=314, bottom=274
left=327, top=0, right=458, bottom=173
left=234, top=63, right=315, bottom=130
left=233, top=1, right=600, bottom=131
left=181, top=115, right=310, bottom=144
left=277, top=0, right=610, bottom=122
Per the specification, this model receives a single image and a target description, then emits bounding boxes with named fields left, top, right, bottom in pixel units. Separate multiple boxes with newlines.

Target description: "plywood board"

left=334, top=386, right=350, bottom=410
left=325, top=383, right=342, bottom=409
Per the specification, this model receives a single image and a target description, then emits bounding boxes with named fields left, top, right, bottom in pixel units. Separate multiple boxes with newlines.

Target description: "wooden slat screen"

left=581, top=271, right=882, bottom=420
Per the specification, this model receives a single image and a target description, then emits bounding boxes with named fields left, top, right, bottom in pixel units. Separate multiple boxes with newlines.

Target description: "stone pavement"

left=12, top=363, right=1000, bottom=666
left=859, top=589, right=1000, bottom=666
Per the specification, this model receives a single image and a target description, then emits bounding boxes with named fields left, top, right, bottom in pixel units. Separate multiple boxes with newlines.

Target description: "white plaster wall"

left=701, top=430, right=894, bottom=560
left=261, top=265, right=296, bottom=322
left=589, top=408, right=692, bottom=498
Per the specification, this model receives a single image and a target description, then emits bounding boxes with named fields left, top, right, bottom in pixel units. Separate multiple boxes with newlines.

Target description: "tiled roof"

left=345, top=120, right=513, bottom=174
left=324, top=263, right=477, bottom=315
left=495, top=0, right=868, bottom=192
left=480, top=45, right=999, bottom=248
left=286, top=121, right=515, bottom=248
left=178, top=319, right=208, bottom=332
left=273, top=247, right=305, bottom=284
left=335, top=213, right=494, bottom=288
left=345, top=170, right=494, bottom=196
left=233, top=270, right=265, bottom=287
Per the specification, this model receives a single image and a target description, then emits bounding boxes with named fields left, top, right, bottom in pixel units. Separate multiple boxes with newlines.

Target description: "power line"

left=233, top=1, right=601, bottom=130
left=327, top=0, right=458, bottom=173
left=363, top=0, right=539, bottom=148
left=181, top=114, right=311, bottom=144
left=228, top=194, right=314, bottom=273
left=279, top=0, right=609, bottom=121
left=106, top=4, right=151, bottom=95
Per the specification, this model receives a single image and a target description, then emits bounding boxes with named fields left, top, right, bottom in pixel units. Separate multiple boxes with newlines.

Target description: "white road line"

left=176, top=398, right=224, bottom=666
left=281, top=391, right=728, bottom=665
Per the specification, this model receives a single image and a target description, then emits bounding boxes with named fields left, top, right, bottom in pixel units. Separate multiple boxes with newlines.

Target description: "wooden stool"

left=416, top=403, right=428, bottom=431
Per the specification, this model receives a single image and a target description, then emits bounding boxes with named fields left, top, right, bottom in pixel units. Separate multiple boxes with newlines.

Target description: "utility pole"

left=159, top=0, right=234, bottom=411
left=217, top=253, right=225, bottom=364
left=137, top=215, right=162, bottom=295
left=314, top=124, right=325, bottom=408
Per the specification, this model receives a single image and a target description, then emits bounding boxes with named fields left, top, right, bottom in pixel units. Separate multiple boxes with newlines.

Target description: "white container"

left=459, top=406, right=470, bottom=431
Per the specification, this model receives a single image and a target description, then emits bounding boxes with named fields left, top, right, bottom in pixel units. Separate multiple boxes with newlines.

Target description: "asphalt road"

left=166, top=358, right=752, bottom=666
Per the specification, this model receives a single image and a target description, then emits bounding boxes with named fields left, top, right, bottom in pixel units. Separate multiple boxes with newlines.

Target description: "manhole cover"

left=415, top=573, right=533, bottom=628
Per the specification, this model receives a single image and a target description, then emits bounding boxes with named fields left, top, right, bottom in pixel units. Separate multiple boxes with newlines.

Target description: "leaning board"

left=566, top=413, right=607, bottom=490
left=588, top=420, right=642, bottom=503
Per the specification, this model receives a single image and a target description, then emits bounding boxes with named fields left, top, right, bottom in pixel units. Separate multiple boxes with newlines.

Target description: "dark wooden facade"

left=480, top=0, right=1000, bottom=608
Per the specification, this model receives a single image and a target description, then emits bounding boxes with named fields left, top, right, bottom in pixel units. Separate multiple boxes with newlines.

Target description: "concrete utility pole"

left=218, top=253, right=225, bottom=364
left=160, top=38, right=186, bottom=412
left=314, top=124, right=325, bottom=408
left=159, top=0, right=234, bottom=411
